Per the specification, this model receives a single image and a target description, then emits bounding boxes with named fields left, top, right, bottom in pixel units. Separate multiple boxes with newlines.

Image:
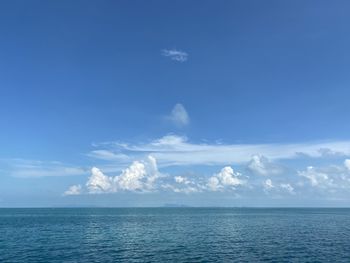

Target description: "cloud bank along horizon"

left=60, top=103, right=350, bottom=202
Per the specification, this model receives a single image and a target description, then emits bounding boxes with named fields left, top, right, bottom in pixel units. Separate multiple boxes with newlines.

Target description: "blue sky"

left=1, top=0, right=350, bottom=207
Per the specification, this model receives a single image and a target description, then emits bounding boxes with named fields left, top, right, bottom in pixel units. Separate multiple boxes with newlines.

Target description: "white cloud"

left=167, top=104, right=190, bottom=127
left=263, top=179, right=294, bottom=194
left=63, top=185, right=82, bottom=196
left=297, top=161, right=350, bottom=191
left=89, top=135, right=350, bottom=167
left=247, top=155, right=283, bottom=176
left=298, top=166, right=331, bottom=187
left=174, top=176, right=190, bottom=184
left=116, top=156, right=161, bottom=192
left=280, top=183, right=295, bottom=194
left=2, top=159, right=86, bottom=178
left=344, top=159, right=350, bottom=170
left=83, top=156, right=161, bottom=194
left=87, top=150, right=130, bottom=162
left=264, top=179, right=274, bottom=190
left=167, top=175, right=201, bottom=193
left=162, top=183, right=199, bottom=194
left=162, top=49, right=188, bottom=62
left=86, top=167, right=114, bottom=193
left=207, top=166, right=244, bottom=191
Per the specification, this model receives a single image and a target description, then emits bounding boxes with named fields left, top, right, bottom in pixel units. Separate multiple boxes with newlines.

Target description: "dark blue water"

left=1, top=208, right=350, bottom=262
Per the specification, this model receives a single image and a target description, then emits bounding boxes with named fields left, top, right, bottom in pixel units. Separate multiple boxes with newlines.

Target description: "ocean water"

left=1, top=208, right=350, bottom=262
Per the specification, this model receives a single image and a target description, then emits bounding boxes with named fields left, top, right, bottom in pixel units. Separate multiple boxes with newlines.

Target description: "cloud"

left=297, top=160, right=350, bottom=190
left=344, top=159, right=350, bottom=170
left=298, top=166, right=330, bottom=187
left=65, top=156, right=252, bottom=195
left=89, top=135, right=350, bottom=167
left=280, top=183, right=295, bottom=194
left=263, top=179, right=274, bottom=190
left=63, top=185, right=82, bottom=196
left=164, top=175, right=203, bottom=193
left=162, top=49, right=188, bottom=62
left=86, top=167, right=114, bottom=193
left=78, top=156, right=162, bottom=194
left=87, top=150, right=130, bottom=162
left=174, top=176, right=190, bottom=184
left=166, top=104, right=190, bottom=127
left=207, top=166, right=244, bottom=191
left=116, top=156, right=160, bottom=191
left=263, top=179, right=294, bottom=194
left=247, top=155, right=283, bottom=176
left=2, top=159, right=86, bottom=178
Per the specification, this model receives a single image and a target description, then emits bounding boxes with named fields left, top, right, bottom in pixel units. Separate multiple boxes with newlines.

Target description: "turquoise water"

left=1, top=208, right=350, bottom=262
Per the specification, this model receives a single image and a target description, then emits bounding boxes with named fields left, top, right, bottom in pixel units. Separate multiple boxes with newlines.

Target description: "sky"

left=1, top=0, right=350, bottom=207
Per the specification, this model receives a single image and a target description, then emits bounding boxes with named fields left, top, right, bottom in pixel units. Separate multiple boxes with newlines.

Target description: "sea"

left=1, top=208, right=350, bottom=262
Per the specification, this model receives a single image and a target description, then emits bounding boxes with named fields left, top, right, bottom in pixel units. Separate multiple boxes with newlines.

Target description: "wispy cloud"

left=63, top=184, right=82, bottom=196
left=247, top=155, right=284, bottom=176
left=162, top=49, right=188, bottom=62
left=166, top=103, right=190, bottom=127
left=89, top=135, right=350, bottom=167
left=1, top=159, right=86, bottom=178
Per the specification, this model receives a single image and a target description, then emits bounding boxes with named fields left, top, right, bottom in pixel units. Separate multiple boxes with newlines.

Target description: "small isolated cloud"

left=162, top=49, right=188, bottom=62
left=280, top=183, right=295, bottom=194
left=207, top=166, right=244, bottom=191
left=263, top=179, right=294, bottom=195
left=63, top=185, right=82, bottom=196
left=264, top=179, right=274, bottom=190
left=167, top=104, right=190, bottom=127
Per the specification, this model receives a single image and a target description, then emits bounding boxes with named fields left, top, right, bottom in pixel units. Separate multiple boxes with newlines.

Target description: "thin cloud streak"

left=1, top=159, right=86, bottom=178
left=90, top=135, right=350, bottom=167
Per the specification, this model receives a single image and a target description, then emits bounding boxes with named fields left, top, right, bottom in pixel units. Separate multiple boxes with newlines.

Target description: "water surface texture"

left=1, top=208, right=350, bottom=262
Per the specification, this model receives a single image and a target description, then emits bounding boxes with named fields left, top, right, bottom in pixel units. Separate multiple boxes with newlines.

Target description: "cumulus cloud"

left=344, top=159, right=350, bottom=170
left=263, top=179, right=294, bottom=194
left=162, top=49, right=188, bottom=62
left=298, top=166, right=330, bottom=187
left=174, top=176, right=190, bottom=184
left=116, top=156, right=160, bottom=192
left=264, top=179, right=274, bottom=190
left=247, top=155, right=283, bottom=176
left=63, top=185, right=82, bottom=196
left=86, top=167, right=113, bottom=193
left=297, top=160, right=350, bottom=191
left=166, top=104, right=190, bottom=127
left=207, top=166, right=244, bottom=191
left=89, top=135, right=350, bottom=168
left=165, top=175, right=202, bottom=193
left=68, top=156, right=162, bottom=195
